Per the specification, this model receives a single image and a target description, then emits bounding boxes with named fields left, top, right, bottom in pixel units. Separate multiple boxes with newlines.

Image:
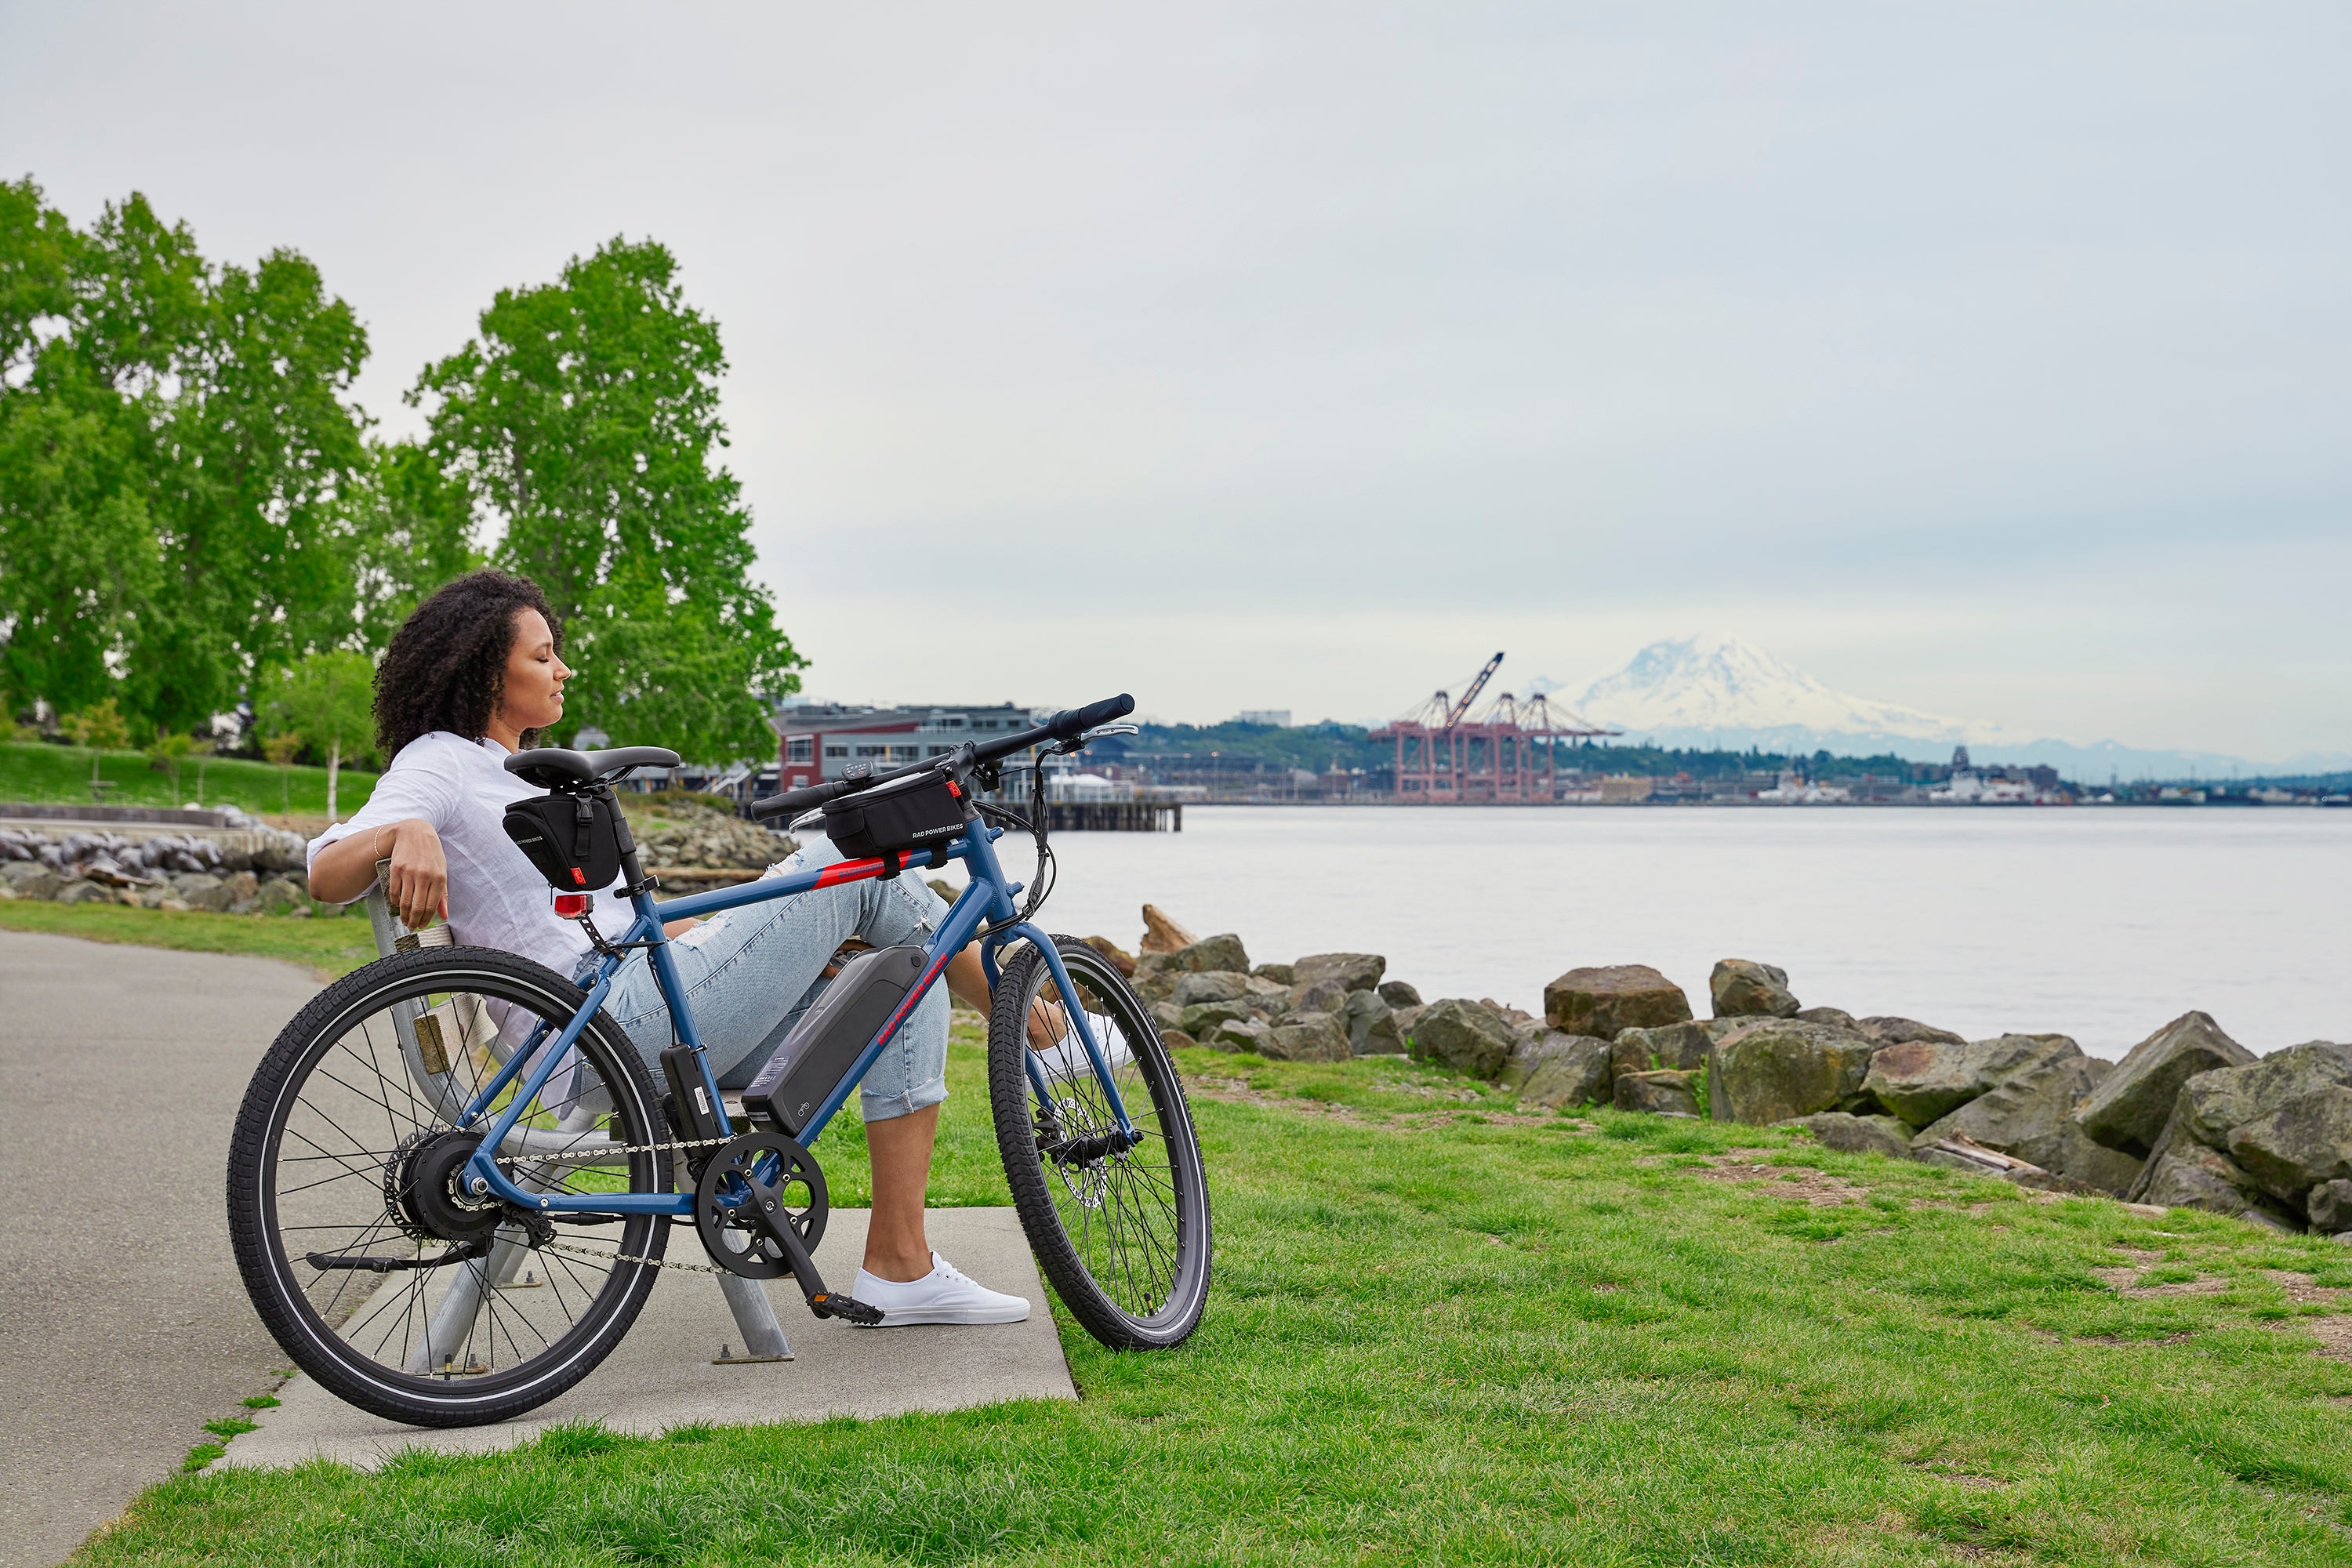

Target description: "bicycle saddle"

left=503, top=744, right=681, bottom=789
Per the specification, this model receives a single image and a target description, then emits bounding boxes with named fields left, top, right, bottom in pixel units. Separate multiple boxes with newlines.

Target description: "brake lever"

left=1079, top=722, right=1140, bottom=742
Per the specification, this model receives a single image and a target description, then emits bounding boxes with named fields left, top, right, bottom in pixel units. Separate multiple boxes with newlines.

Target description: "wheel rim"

left=1022, top=949, right=1200, bottom=1329
left=256, top=966, right=663, bottom=1392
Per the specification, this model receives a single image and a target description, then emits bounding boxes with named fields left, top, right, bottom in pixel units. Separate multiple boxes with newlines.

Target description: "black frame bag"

left=823, top=769, right=972, bottom=858
left=503, top=792, right=623, bottom=891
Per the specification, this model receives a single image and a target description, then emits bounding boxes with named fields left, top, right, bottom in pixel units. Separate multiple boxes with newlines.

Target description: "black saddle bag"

left=743, top=944, right=930, bottom=1135
left=503, top=791, right=623, bottom=891
left=823, top=769, right=972, bottom=858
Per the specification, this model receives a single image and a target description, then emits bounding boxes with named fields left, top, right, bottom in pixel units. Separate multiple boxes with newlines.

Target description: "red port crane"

left=1372, top=654, right=1619, bottom=803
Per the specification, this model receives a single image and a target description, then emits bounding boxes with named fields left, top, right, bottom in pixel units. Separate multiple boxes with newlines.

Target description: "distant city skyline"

left=3, top=4, right=2343, bottom=758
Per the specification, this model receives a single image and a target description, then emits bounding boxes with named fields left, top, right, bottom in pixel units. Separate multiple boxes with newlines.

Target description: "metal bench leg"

left=714, top=1272, right=793, bottom=1362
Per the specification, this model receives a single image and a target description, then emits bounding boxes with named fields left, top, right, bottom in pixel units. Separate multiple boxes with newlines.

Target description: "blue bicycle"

left=226, top=695, right=1211, bottom=1427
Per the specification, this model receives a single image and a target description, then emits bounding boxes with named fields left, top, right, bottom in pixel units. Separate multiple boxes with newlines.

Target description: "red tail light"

left=552, top=892, right=593, bottom=919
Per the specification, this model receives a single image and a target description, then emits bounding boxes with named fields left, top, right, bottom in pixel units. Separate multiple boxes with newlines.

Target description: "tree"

left=262, top=731, right=303, bottom=812
left=60, top=698, right=129, bottom=782
left=0, top=180, right=372, bottom=731
left=145, top=726, right=196, bottom=803
left=413, top=238, right=801, bottom=761
left=260, top=652, right=374, bottom=819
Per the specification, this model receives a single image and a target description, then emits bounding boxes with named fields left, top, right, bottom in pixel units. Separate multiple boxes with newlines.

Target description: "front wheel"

left=987, top=935, right=1211, bottom=1348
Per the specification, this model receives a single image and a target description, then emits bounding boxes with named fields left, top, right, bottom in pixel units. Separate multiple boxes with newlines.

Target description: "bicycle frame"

left=458, top=819, right=1135, bottom=1215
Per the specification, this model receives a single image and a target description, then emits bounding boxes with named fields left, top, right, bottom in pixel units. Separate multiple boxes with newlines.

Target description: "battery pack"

left=743, top=944, right=929, bottom=1135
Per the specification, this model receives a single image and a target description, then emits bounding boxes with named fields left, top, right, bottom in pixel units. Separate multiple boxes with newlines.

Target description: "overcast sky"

left=3, top=3, right=2345, bottom=757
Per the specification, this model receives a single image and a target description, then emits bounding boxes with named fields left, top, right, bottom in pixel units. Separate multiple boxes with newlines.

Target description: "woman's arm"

left=310, top=818, right=447, bottom=929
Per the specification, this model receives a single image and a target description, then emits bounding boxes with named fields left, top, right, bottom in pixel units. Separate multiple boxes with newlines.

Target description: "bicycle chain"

left=511, top=1128, right=754, bottom=1277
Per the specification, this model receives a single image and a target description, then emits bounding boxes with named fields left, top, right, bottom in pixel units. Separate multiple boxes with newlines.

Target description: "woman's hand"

left=382, top=820, right=448, bottom=931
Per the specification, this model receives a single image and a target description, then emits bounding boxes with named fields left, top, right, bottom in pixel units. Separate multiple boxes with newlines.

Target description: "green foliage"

left=61, top=697, right=129, bottom=752
left=0, top=179, right=372, bottom=729
left=258, top=651, right=376, bottom=818
left=413, top=237, right=802, bottom=760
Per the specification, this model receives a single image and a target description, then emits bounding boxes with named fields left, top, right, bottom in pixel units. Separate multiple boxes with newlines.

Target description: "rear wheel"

left=226, top=946, right=672, bottom=1427
left=987, top=935, right=1210, bottom=1348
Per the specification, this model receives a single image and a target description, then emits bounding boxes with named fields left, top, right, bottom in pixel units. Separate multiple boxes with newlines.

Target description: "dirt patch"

left=2302, top=1316, right=2352, bottom=1362
left=2091, top=1267, right=2229, bottom=1298
left=1907, top=1461, right=2007, bottom=1490
left=2263, top=1271, right=2349, bottom=1306
left=1181, top=1073, right=1555, bottom=1131
left=2075, top=1331, right=2200, bottom=1346
left=1695, top=1159, right=1866, bottom=1207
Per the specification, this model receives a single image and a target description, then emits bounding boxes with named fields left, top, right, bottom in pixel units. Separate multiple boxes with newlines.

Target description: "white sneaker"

left=1033, top=1019, right=1134, bottom=1083
left=851, top=1252, right=1032, bottom=1326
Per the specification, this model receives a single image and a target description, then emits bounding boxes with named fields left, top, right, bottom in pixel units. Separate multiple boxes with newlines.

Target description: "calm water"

left=983, top=806, right=2351, bottom=1061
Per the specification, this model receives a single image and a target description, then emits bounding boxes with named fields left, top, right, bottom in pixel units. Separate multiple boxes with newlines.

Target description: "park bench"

left=363, top=861, right=793, bottom=1365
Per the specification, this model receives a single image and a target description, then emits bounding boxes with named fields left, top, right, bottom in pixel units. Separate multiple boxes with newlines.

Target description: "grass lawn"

left=0, top=738, right=379, bottom=819
left=0, top=898, right=383, bottom=978
left=37, top=914, right=2352, bottom=1565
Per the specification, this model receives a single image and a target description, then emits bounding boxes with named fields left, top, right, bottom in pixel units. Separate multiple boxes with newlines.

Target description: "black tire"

left=226, top=946, right=672, bottom=1428
left=987, top=935, right=1210, bottom=1348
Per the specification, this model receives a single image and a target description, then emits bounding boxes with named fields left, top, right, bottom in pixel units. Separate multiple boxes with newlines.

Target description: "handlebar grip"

left=1046, top=693, right=1134, bottom=741
left=750, top=780, right=838, bottom=821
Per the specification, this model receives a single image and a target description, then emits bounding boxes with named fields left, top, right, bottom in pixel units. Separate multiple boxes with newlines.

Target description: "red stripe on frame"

left=813, top=857, right=888, bottom=888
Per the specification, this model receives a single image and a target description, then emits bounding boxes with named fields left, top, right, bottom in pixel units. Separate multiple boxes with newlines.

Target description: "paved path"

left=221, top=1207, right=1073, bottom=1470
left=0, top=930, right=317, bottom=1568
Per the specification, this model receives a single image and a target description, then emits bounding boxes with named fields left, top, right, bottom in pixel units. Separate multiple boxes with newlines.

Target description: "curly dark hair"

left=374, top=570, right=564, bottom=757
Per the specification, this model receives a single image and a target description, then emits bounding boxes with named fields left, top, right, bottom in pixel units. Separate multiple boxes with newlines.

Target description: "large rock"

left=1264, top=1011, right=1352, bottom=1063
left=2180, top=1042, right=2352, bottom=1149
left=1795, top=1006, right=1859, bottom=1030
left=1504, top=1033, right=1613, bottom=1109
left=1338, top=989, right=1405, bottom=1055
left=1712, top=1020, right=1878, bottom=1125
left=1861, top=1015, right=1969, bottom=1047
left=1291, top=953, right=1386, bottom=994
left=1251, top=962, right=1294, bottom=985
left=1162, top=933, right=1250, bottom=975
left=2138, top=1142, right=2299, bottom=1230
left=1614, top=1069, right=1700, bottom=1117
left=1081, top=935, right=1138, bottom=977
left=1409, top=998, right=1519, bottom=1080
left=1864, top=1034, right=2061, bottom=1129
left=1544, top=965, right=1693, bottom=1040
left=1206, top=1017, right=1273, bottom=1054
left=2307, top=1179, right=2352, bottom=1235
left=2051, top=1122, right=2146, bottom=1196
left=1290, top=978, right=1352, bottom=1014
left=1139, top=903, right=1199, bottom=953
left=56, top=879, right=111, bottom=905
left=1789, top=1112, right=1913, bottom=1160
left=0, top=862, right=60, bottom=900
left=1909, top=1040, right=2092, bottom=1171
left=256, top=877, right=304, bottom=913
left=1711, top=959, right=1799, bottom=1019
left=2226, top=1087, right=2352, bottom=1203
left=1377, top=980, right=1422, bottom=1009
left=1172, top=971, right=1248, bottom=1007
left=1610, top=1022, right=1715, bottom=1074
left=2074, top=1011, right=2254, bottom=1156
left=1178, top=999, right=1252, bottom=1036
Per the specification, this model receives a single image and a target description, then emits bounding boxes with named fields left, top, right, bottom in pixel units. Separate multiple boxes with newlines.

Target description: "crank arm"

left=745, top=1174, right=882, bottom=1324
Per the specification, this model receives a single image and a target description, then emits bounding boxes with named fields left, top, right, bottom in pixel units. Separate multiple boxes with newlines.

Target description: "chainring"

left=693, top=1129, right=829, bottom=1279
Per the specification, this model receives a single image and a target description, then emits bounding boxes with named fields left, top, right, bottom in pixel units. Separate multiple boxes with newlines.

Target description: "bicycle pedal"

left=808, top=1291, right=884, bottom=1326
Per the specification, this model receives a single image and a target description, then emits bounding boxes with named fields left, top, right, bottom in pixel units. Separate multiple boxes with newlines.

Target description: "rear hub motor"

left=387, top=1129, right=506, bottom=1243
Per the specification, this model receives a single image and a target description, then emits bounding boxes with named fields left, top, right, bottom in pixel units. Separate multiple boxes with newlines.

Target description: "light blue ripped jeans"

left=583, top=837, right=953, bottom=1122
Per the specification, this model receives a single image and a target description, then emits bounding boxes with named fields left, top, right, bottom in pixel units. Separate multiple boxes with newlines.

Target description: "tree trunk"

left=328, top=740, right=341, bottom=822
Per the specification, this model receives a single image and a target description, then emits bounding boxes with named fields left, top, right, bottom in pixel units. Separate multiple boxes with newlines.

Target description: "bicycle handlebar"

left=747, top=693, right=1134, bottom=822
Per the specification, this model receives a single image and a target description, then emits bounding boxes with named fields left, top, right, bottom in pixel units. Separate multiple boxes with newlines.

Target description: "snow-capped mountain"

left=1568, top=635, right=2321, bottom=781
left=1573, top=634, right=1998, bottom=750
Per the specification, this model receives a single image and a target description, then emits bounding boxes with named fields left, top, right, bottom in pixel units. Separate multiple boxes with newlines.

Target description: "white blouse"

left=310, top=732, right=635, bottom=977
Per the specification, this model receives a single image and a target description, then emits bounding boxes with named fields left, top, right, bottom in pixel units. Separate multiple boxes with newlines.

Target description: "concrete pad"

left=218, top=1207, right=1073, bottom=1470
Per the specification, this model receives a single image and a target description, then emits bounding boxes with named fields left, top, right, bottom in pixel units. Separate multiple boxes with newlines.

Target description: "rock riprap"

left=1125, top=909, right=2352, bottom=1240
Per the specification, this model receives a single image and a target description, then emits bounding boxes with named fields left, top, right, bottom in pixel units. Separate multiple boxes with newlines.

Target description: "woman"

left=307, top=569, right=1031, bottom=1325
